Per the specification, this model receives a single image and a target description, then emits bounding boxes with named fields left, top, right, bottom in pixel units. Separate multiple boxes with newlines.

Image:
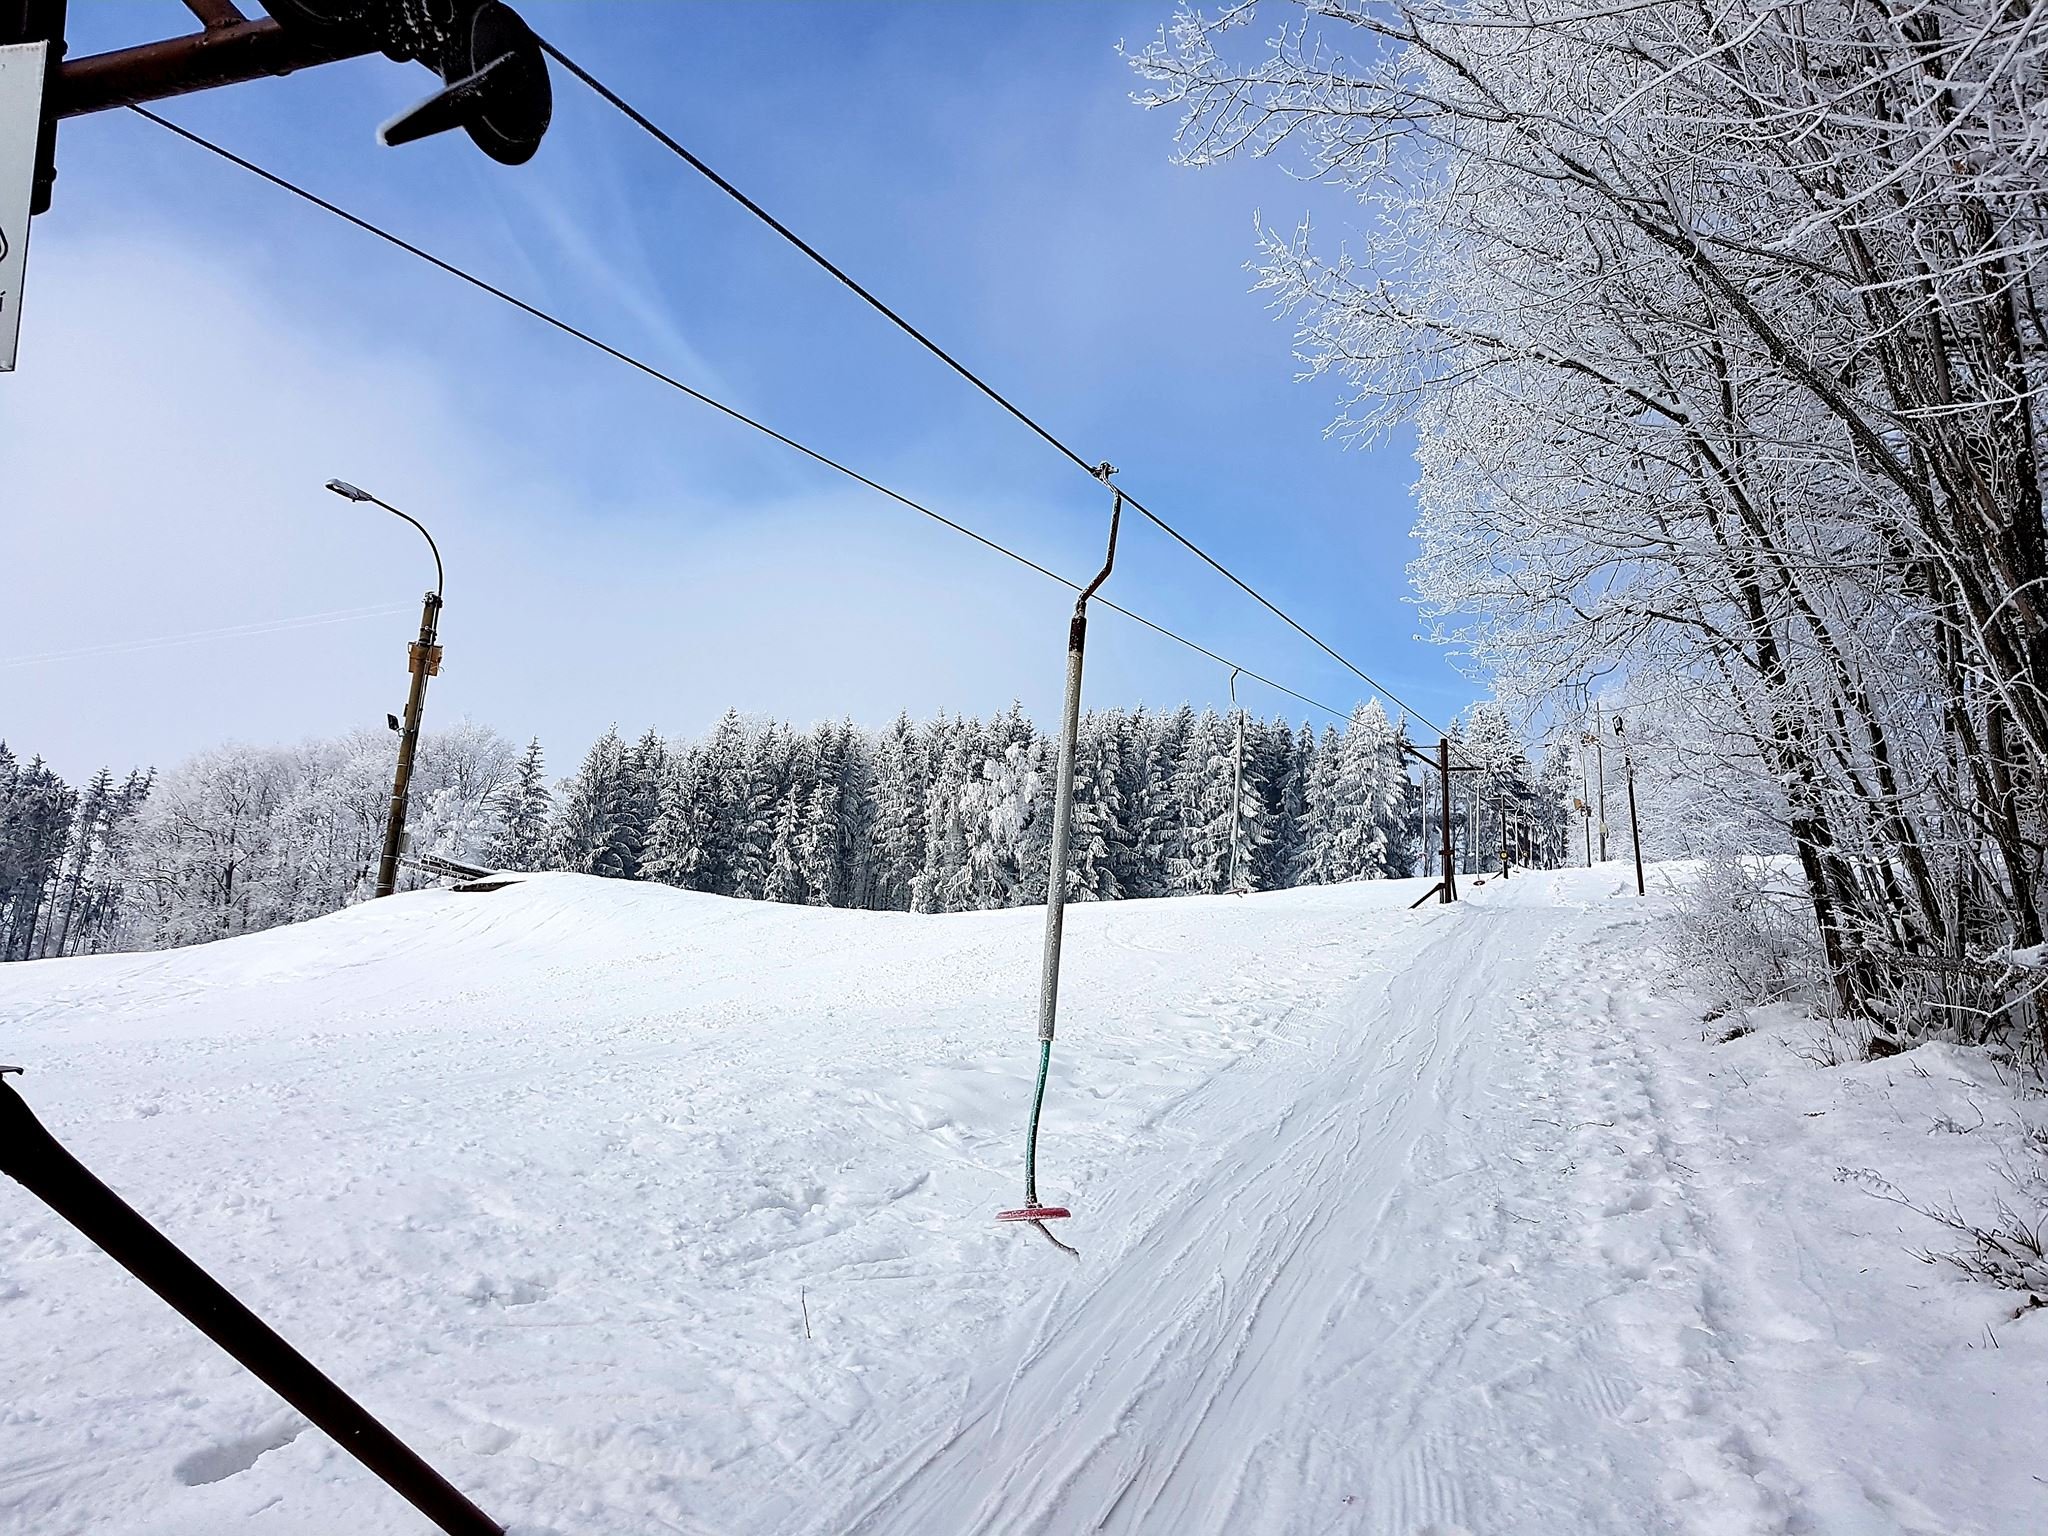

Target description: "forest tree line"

left=1, top=699, right=1579, bottom=958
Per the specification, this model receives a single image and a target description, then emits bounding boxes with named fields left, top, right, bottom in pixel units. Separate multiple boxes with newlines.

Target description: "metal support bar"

left=54, top=17, right=372, bottom=118
left=1437, top=737, right=1458, bottom=903
left=0, top=1071, right=502, bottom=1536
left=1032, top=488, right=1120, bottom=1057
left=181, top=0, right=250, bottom=29
left=1626, top=761, right=1644, bottom=894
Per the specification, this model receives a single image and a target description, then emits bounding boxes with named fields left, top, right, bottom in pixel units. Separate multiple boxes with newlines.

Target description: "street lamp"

left=326, top=478, right=444, bottom=899
left=1613, top=714, right=1645, bottom=896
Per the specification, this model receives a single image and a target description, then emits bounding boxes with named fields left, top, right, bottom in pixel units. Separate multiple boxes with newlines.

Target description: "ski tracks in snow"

left=3, top=872, right=1935, bottom=1534
left=839, top=874, right=1827, bottom=1536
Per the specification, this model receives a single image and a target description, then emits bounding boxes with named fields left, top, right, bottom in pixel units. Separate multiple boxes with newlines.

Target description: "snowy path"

left=2, top=870, right=2043, bottom=1534
left=850, top=875, right=1798, bottom=1536
left=848, top=897, right=1570, bottom=1534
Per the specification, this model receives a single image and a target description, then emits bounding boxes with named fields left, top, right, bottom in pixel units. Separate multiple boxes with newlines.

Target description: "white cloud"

left=2, top=227, right=1273, bottom=782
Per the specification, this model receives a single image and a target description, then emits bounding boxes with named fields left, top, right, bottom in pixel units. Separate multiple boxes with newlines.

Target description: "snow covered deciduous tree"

left=1132, top=0, right=2048, bottom=1023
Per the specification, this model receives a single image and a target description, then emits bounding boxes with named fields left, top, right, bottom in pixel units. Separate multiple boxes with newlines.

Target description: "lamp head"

left=325, top=479, right=373, bottom=503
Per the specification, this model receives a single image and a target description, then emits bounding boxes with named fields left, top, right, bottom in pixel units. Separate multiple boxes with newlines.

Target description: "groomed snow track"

left=831, top=873, right=1776, bottom=1535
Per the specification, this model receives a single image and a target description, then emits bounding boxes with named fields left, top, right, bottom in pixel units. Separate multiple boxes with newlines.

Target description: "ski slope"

left=2, top=869, right=2043, bottom=1535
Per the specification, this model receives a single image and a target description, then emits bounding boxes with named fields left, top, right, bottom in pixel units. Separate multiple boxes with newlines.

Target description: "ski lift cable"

left=0, top=604, right=414, bottom=669
left=534, top=37, right=1457, bottom=741
left=128, top=106, right=1352, bottom=729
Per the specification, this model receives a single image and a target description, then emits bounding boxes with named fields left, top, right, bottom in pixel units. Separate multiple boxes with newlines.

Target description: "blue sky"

left=3, top=1, right=1469, bottom=783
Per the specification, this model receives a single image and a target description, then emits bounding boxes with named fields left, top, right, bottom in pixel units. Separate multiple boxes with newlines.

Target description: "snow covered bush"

left=1667, top=855, right=1822, bottom=1019
left=1840, top=1166, right=2048, bottom=1300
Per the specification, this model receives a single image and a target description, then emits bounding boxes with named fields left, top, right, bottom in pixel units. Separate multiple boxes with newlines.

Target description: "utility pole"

left=326, top=480, right=443, bottom=901
left=1615, top=714, right=1645, bottom=896
left=379, top=587, right=443, bottom=898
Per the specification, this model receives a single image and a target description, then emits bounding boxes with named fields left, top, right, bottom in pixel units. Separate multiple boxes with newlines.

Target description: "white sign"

left=0, top=41, right=48, bottom=373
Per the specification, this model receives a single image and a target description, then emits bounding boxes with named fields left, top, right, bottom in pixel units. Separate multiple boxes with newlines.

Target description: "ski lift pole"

left=1397, top=733, right=1448, bottom=901
left=1000, top=473, right=1121, bottom=1255
left=1228, top=667, right=1245, bottom=896
left=1409, top=723, right=1428, bottom=878
left=1500, top=785, right=1509, bottom=880
left=0, top=1069, right=502, bottom=1536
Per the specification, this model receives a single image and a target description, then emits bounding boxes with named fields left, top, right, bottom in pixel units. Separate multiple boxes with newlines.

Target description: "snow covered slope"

left=1, top=870, right=2042, bottom=1534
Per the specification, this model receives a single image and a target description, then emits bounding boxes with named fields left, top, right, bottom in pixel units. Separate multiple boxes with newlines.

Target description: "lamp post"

left=1614, top=713, right=1645, bottom=896
left=326, top=479, right=442, bottom=900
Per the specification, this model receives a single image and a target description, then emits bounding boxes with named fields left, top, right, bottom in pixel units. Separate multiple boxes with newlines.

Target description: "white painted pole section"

left=1036, top=619, right=1089, bottom=1045
left=1228, top=669, right=1245, bottom=895
left=0, top=43, right=49, bottom=373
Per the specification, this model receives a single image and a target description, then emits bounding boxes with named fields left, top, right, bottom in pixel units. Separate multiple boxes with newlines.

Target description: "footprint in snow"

left=462, top=1273, right=551, bottom=1306
left=172, top=1418, right=305, bottom=1486
left=1602, top=1187, right=1657, bottom=1217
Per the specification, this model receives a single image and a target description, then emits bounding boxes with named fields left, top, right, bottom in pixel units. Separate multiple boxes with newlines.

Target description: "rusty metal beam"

left=54, top=16, right=372, bottom=118
left=181, top=0, right=249, bottom=28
